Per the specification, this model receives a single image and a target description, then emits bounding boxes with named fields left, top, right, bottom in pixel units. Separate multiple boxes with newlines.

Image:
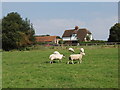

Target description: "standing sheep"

left=49, top=53, right=65, bottom=64
left=68, top=48, right=75, bottom=53
left=67, top=52, right=85, bottom=64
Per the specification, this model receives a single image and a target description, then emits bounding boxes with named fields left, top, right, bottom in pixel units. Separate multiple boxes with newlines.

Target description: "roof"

left=77, top=29, right=90, bottom=41
left=62, top=28, right=92, bottom=41
left=35, top=36, right=57, bottom=42
left=62, top=30, right=75, bottom=37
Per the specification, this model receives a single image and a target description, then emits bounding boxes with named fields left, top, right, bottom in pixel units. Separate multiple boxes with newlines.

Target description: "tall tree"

left=0, top=19, right=2, bottom=49
left=2, top=12, right=35, bottom=50
left=108, top=23, right=120, bottom=42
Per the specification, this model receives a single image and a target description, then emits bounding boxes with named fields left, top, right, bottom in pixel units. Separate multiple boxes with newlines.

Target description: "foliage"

left=0, top=19, right=2, bottom=49
left=58, top=39, right=65, bottom=44
left=86, top=35, right=90, bottom=41
left=2, top=46, right=118, bottom=88
left=35, top=34, right=50, bottom=37
left=108, top=23, right=120, bottom=42
left=2, top=12, right=35, bottom=51
left=56, top=36, right=61, bottom=39
left=80, top=40, right=107, bottom=44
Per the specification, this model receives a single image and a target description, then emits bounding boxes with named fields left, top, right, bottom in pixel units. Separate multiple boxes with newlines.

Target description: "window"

left=72, top=34, right=77, bottom=37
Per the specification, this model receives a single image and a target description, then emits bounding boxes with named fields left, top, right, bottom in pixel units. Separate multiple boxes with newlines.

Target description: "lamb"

left=68, top=48, right=75, bottom=53
left=67, top=52, right=85, bottom=64
left=49, top=53, right=65, bottom=64
left=80, top=48, right=84, bottom=53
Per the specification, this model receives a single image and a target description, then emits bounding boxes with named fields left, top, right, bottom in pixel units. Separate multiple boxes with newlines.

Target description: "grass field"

left=2, top=45, right=118, bottom=88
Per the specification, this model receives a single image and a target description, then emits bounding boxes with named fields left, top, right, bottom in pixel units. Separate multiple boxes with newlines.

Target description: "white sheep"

left=53, top=51, right=60, bottom=55
left=68, top=48, right=75, bottom=53
left=49, top=53, right=64, bottom=64
left=80, top=48, right=84, bottom=53
left=67, top=52, right=85, bottom=64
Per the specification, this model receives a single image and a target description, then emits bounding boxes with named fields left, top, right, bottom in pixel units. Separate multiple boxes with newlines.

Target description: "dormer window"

left=72, top=34, right=77, bottom=37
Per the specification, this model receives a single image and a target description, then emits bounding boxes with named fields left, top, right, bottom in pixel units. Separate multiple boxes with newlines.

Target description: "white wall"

left=62, top=37, right=71, bottom=41
left=63, top=36, right=78, bottom=41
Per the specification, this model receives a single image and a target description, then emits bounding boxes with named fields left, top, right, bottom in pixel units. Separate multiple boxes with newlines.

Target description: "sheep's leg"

left=50, top=61, right=52, bottom=64
left=67, top=61, right=70, bottom=64
left=80, top=59, right=82, bottom=63
left=71, top=60, right=74, bottom=64
left=50, top=60, right=53, bottom=64
left=60, top=60, right=62, bottom=62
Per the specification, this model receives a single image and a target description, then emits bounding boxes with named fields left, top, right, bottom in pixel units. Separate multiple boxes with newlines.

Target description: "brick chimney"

left=75, top=26, right=79, bottom=30
left=73, top=26, right=79, bottom=34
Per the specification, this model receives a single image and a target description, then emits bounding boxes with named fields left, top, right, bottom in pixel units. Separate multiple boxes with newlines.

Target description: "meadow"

left=2, top=45, right=118, bottom=88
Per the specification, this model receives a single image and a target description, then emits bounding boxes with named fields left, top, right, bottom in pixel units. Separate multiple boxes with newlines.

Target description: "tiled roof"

left=35, top=36, right=57, bottom=42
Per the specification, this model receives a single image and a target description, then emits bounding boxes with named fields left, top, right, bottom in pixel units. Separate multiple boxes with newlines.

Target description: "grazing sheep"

left=68, top=48, right=75, bottom=53
left=49, top=53, right=65, bottom=64
left=80, top=48, right=84, bottom=53
left=67, top=52, right=85, bottom=64
left=53, top=51, right=60, bottom=54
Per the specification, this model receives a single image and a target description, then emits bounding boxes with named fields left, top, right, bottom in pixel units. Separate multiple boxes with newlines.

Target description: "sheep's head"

left=80, top=48, right=84, bottom=53
left=80, top=52, right=85, bottom=55
left=82, top=52, right=85, bottom=55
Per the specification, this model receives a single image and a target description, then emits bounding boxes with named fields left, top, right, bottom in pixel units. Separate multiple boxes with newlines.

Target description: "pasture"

left=2, top=45, right=118, bottom=88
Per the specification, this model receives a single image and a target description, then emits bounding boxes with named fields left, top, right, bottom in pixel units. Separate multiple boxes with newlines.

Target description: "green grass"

left=2, top=46, right=118, bottom=88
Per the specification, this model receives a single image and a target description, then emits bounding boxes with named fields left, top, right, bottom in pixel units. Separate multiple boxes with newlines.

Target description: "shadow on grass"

left=66, top=61, right=79, bottom=64
left=45, top=61, right=79, bottom=64
left=44, top=60, right=60, bottom=64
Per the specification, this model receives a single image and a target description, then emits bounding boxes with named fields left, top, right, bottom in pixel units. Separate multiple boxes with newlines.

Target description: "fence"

left=58, top=42, right=120, bottom=46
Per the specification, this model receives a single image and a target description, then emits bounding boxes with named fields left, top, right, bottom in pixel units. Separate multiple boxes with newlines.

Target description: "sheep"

left=67, top=52, right=85, bottom=64
left=53, top=51, right=60, bottom=55
left=68, top=48, right=75, bottom=53
left=49, top=53, right=65, bottom=64
left=80, top=48, right=84, bottom=53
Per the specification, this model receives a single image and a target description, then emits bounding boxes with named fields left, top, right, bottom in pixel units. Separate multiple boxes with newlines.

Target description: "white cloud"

left=32, top=16, right=117, bottom=40
left=32, top=18, right=86, bottom=36
left=86, top=16, right=117, bottom=40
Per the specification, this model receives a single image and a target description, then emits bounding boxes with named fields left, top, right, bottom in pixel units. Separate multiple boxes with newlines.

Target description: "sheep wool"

left=68, top=48, right=75, bottom=53
left=68, top=52, right=85, bottom=64
left=49, top=53, right=64, bottom=64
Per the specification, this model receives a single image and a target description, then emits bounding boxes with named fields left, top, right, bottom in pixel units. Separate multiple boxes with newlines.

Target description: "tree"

left=56, top=36, right=61, bottom=39
left=0, top=19, right=2, bottom=49
left=86, top=35, right=90, bottom=41
left=108, top=23, right=120, bottom=42
left=2, top=12, right=35, bottom=51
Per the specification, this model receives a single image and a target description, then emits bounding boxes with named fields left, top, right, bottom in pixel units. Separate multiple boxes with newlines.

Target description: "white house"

left=62, top=26, right=93, bottom=44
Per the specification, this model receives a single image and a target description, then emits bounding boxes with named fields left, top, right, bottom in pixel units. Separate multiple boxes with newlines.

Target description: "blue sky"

left=2, top=2, right=118, bottom=40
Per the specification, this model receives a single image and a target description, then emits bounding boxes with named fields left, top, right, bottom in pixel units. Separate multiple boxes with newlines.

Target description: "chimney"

left=75, top=26, right=79, bottom=30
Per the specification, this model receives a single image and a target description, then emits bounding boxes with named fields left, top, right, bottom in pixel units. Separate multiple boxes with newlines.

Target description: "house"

left=62, top=26, right=93, bottom=44
left=35, top=36, right=61, bottom=44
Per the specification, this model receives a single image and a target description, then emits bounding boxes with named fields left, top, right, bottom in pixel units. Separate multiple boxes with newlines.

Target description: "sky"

left=2, top=2, right=118, bottom=40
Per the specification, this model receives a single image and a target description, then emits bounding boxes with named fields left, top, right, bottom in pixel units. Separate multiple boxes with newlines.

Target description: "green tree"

left=0, top=19, right=2, bottom=49
left=2, top=12, right=35, bottom=51
left=108, top=23, right=120, bottom=42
